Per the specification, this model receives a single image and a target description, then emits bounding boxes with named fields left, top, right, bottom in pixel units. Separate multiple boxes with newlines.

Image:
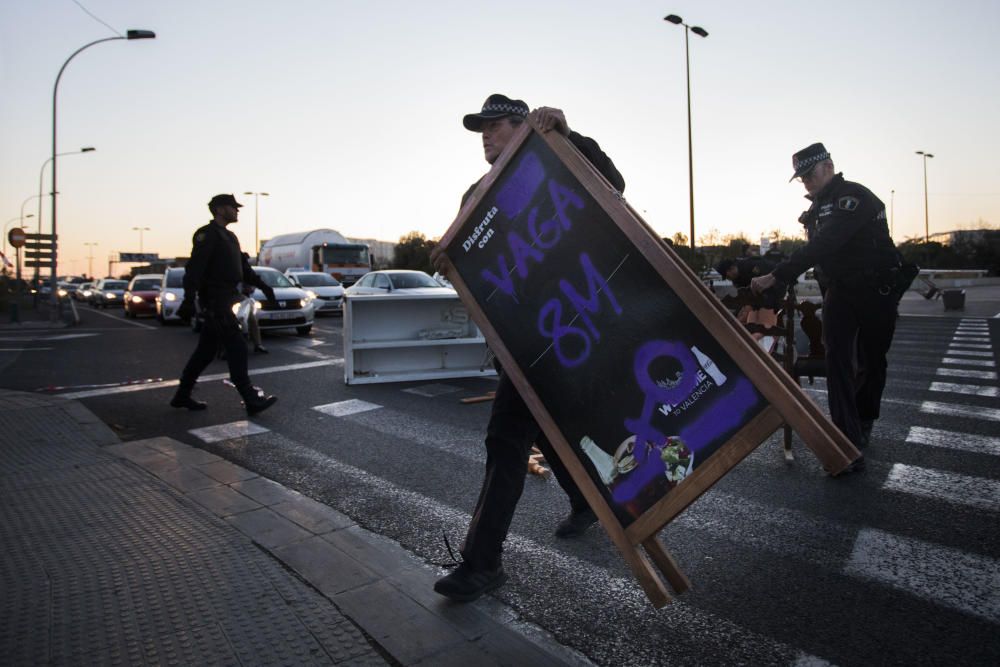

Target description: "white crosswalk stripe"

left=189, top=420, right=269, bottom=443
left=312, top=399, right=383, bottom=417
left=883, top=463, right=1000, bottom=512
left=929, top=381, right=1000, bottom=397
left=845, top=528, right=1000, bottom=624
left=941, top=357, right=995, bottom=367
left=935, top=367, right=997, bottom=380
left=905, top=426, right=1000, bottom=456
left=921, top=400, right=1000, bottom=421
left=944, top=348, right=995, bottom=357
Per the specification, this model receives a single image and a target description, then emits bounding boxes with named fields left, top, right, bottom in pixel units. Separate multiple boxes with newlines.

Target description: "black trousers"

left=461, top=369, right=588, bottom=570
left=822, top=283, right=897, bottom=447
left=179, top=298, right=251, bottom=392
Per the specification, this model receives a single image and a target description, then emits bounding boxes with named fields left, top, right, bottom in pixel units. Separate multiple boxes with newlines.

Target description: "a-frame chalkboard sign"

left=438, top=117, right=861, bottom=608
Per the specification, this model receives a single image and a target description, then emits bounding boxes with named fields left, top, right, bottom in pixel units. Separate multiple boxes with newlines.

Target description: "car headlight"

left=107, top=293, right=117, bottom=299
left=165, top=292, right=177, bottom=301
left=303, top=290, right=316, bottom=305
left=57, top=288, right=68, bottom=297
left=254, top=300, right=262, bottom=311
left=131, top=295, right=143, bottom=304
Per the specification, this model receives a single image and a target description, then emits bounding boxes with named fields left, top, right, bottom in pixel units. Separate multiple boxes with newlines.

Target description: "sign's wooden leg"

left=642, top=537, right=691, bottom=595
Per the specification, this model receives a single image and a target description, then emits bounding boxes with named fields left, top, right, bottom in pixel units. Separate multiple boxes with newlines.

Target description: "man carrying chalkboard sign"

left=431, top=93, right=626, bottom=602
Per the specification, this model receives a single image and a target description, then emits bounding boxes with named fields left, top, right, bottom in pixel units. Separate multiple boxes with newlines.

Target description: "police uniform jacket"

left=183, top=221, right=267, bottom=307
left=772, top=173, right=898, bottom=287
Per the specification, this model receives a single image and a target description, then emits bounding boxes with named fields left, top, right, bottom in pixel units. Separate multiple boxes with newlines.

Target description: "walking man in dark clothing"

left=431, top=94, right=626, bottom=602
left=172, top=193, right=277, bottom=415
left=752, top=143, right=900, bottom=455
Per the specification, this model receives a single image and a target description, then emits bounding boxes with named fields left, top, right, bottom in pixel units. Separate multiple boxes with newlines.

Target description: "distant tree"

left=392, top=232, right=435, bottom=273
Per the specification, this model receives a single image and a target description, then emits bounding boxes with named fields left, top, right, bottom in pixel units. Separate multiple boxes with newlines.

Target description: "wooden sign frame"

left=437, top=118, right=860, bottom=607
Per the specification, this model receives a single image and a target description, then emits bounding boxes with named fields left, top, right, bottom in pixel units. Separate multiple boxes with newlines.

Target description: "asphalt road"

left=2, top=301, right=998, bottom=666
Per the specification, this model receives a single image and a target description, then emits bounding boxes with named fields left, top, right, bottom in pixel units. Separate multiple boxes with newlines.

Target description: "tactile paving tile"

left=140, top=625, right=241, bottom=666
left=1, top=399, right=387, bottom=666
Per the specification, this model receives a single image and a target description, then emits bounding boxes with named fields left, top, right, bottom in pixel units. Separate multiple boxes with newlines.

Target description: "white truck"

left=258, top=229, right=372, bottom=286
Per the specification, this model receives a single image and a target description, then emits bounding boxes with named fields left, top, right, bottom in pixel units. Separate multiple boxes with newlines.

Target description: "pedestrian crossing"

left=182, top=315, right=999, bottom=664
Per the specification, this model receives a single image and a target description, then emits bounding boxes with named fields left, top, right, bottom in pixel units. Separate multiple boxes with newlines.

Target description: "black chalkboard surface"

left=439, top=119, right=860, bottom=606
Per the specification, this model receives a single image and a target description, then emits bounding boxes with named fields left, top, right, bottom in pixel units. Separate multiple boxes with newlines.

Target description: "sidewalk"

left=0, top=389, right=581, bottom=666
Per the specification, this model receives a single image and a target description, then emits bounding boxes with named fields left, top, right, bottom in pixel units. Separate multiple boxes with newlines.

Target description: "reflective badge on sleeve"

left=838, top=196, right=860, bottom=211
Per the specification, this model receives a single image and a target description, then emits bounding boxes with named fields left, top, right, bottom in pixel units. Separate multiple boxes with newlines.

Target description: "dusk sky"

left=2, top=0, right=998, bottom=277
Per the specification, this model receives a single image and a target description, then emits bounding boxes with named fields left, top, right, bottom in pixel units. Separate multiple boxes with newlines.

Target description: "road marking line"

left=951, top=337, right=991, bottom=343
left=946, top=343, right=993, bottom=350
left=312, top=399, right=382, bottom=417
left=929, top=381, right=1000, bottom=397
left=189, top=420, right=269, bottom=443
left=905, top=426, right=1000, bottom=456
left=884, top=463, right=1000, bottom=512
left=941, top=357, right=995, bottom=367
left=920, top=400, right=1000, bottom=422
left=845, top=528, right=1000, bottom=624
left=58, top=359, right=343, bottom=399
left=0, top=333, right=99, bottom=342
left=86, top=306, right=158, bottom=329
left=944, top=348, right=994, bottom=357
left=402, top=383, right=463, bottom=397
left=935, top=367, right=997, bottom=380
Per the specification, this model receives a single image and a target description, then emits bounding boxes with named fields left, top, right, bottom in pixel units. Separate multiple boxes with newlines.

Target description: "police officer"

left=172, top=194, right=277, bottom=414
left=752, top=143, right=899, bottom=454
left=431, top=94, right=625, bottom=602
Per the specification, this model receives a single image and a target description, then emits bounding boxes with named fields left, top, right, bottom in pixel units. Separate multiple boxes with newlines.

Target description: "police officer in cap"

left=431, top=94, right=625, bottom=602
left=752, top=144, right=900, bottom=455
left=172, top=194, right=277, bottom=414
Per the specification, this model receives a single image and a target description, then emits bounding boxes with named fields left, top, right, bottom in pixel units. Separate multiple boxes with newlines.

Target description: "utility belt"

left=830, top=267, right=899, bottom=295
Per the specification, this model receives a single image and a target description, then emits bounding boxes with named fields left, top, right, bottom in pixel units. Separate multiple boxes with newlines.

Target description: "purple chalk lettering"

left=559, top=253, right=622, bottom=340
left=548, top=180, right=584, bottom=231
left=496, top=151, right=546, bottom=219
left=538, top=298, right=592, bottom=367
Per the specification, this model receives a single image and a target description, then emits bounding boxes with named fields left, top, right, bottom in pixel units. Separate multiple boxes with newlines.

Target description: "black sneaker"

left=433, top=563, right=507, bottom=602
left=554, top=508, right=598, bottom=538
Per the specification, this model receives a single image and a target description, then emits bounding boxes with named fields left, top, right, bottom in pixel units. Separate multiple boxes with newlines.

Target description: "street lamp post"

left=50, top=29, right=155, bottom=313
left=132, top=226, right=151, bottom=254
left=243, top=191, right=269, bottom=255
left=915, top=151, right=934, bottom=245
left=83, top=242, right=98, bottom=278
left=664, top=14, right=708, bottom=251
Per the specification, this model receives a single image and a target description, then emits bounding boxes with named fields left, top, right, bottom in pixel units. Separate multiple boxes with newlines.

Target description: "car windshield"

left=104, top=281, right=127, bottom=290
left=320, top=246, right=369, bottom=265
left=389, top=272, right=441, bottom=289
left=254, top=270, right=294, bottom=288
left=165, top=271, right=184, bottom=288
left=132, top=279, right=160, bottom=291
left=295, top=273, right=340, bottom=287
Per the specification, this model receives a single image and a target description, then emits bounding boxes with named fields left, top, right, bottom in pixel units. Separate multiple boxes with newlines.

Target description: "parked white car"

left=156, top=267, right=186, bottom=324
left=344, top=270, right=456, bottom=297
left=286, top=270, right=344, bottom=315
left=246, top=267, right=315, bottom=336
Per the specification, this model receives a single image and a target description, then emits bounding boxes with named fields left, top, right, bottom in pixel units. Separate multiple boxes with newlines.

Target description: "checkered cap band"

left=793, top=151, right=830, bottom=172
left=481, top=102, right=528, bottom=117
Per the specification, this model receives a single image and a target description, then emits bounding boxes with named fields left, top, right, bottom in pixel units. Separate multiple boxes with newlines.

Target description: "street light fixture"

left=36, top=147, right=94, bottom=241
left=132, top=226, right=151, bottom=254
left=243, top=191, right=270, bottom=255
left=50, top=29, right=155, bottom=310
left=665, top=14, right=708, bottom=251
left=915, top=151, right=934, bottom=245
left=83, top=242, right=99, bottom=278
